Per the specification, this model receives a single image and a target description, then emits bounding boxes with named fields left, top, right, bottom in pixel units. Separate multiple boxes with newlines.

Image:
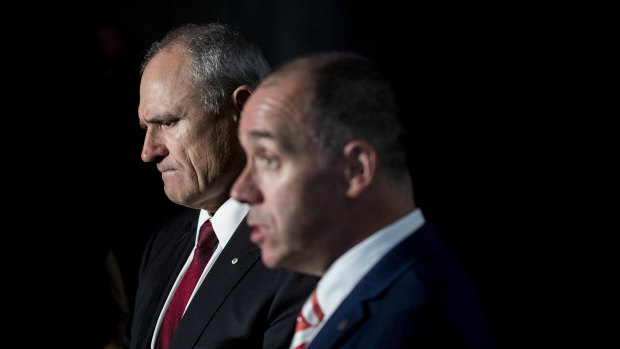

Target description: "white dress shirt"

left=305, top=208, right=426, bottom=346
left=151, top=198, right=249, bottom=348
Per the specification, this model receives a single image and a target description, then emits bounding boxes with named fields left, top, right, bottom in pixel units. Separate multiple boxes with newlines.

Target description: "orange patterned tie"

left=290, top=288, right=324, bottom=349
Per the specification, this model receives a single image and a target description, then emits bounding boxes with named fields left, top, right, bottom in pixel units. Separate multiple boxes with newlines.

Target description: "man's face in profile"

left=138, top=46, right=241, bottom=209
left=231, top=74, right=347, bottom=276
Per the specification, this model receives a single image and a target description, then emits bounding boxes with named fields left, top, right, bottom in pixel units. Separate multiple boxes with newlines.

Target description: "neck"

left=335, top=178, right=416, bottom=269
left=202, top=195, right=229, bottom=216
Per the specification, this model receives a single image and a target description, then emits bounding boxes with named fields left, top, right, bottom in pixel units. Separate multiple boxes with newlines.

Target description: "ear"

left=342, top=140, right=376, bottom=198
left=231, top=85, right=253, bottom=123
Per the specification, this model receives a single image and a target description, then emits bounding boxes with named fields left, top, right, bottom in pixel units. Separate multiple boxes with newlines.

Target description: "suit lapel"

left=142, top=213, right=198, bottom=349
left=168, top=217, right=261, bottom=348
left=308, top=223, right=441, bottom=349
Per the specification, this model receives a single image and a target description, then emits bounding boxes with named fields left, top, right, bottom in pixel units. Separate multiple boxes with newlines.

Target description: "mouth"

left=157, top=164, right=175, bottom=173
left=157, top=163, right=178, bottom=181
left=248, top=224, right=266, bottom=245
left=159, top=169, right=178, bottom=183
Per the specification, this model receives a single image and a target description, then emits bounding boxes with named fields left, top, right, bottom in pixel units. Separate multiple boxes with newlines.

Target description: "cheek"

left=270, top=182, right=315, bottom=245
left=163, top=127, right=190, bottom=159
left=171, top=126, right=213, bottom=172
left=273, top=195, right=298, bottom=233
left=194, top=121, right=235, bottom=175
left=259, top=164, right=333, bottom=241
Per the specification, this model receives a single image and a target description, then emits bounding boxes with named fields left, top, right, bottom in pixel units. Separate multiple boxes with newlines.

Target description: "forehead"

left=139, top=46, right=198, bottom=119
left=142, top=46, right=191, bottom=86
left=240, top=75, right=313, bottom=151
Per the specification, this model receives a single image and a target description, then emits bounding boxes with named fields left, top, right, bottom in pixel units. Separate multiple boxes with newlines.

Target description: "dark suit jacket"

left=308, top=222, right=497, bottom=349
left=127, top=208, right=319, bottom=349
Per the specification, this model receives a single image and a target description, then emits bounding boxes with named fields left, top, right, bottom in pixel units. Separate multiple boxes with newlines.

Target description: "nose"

left=141, top=128, right=168, bottom=162
left=230, top=162, right=263, bottom=205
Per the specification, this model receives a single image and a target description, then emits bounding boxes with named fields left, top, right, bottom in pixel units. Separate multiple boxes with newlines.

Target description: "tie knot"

left=198, top=220, right=218, bottom=250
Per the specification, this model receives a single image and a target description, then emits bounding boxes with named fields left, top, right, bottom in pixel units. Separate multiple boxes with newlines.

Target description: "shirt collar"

left=197, top=198, right=249, bottom=248
left=316, top=208, right=426, bottom=320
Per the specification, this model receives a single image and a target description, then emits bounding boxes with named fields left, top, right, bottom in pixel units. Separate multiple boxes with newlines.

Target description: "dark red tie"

left=156, top=220, right=218, bottom=349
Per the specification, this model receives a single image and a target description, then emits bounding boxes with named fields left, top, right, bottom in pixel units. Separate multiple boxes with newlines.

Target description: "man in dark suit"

left=230, top=52, right=498, bottom=348
left=126, top=23, right=318, bottom=349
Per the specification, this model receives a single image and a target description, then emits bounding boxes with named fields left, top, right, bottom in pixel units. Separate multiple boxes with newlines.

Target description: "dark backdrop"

left=15, top=1, right=544, bottom=346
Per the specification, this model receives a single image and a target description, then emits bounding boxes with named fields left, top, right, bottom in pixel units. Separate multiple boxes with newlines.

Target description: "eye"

left=257, top=154, right=279, bottom=169
left=162, top=120, right=177, bottom=128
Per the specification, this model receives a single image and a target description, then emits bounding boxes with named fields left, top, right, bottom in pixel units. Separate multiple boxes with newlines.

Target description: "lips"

left=157, top=164, right=176, bottom=173
left=157, top=162, right=178, bottom=182
left=247, top=210, right=270, bottom=244
left=249, top=224, right=265, bottom=244
left=158, top=168, right=178, bottom=183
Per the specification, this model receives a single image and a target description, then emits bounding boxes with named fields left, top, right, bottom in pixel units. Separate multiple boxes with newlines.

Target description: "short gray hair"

left=141, top=23, right=271, bottom=113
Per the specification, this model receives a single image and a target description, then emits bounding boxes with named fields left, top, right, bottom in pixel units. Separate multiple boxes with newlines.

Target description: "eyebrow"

left=248, top=130, right=275, bottom=139
left=139, top=114, right=176, bottom=129
left=247, top=129, right=299, bottom=154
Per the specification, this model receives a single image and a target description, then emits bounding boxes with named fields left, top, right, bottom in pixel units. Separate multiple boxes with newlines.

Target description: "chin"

left=260, top=254, right=280, bottom=270
left=260, top=246, right=287, bottom=270
left=164, top=189, right=193, bottom=208
left=164, top=181, right=201, bottom=205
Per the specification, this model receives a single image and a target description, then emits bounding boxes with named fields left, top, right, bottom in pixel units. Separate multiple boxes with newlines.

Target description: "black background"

left=9, top=0, right=563, bottom=346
